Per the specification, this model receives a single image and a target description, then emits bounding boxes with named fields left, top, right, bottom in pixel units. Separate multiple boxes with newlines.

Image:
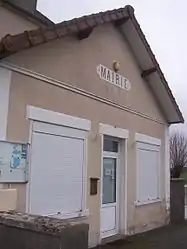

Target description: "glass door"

left=100, top=136, right=119, bottom=237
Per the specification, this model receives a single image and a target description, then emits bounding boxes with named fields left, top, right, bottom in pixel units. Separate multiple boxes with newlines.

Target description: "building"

left=0, top=0, right=53, bottom=39
left=0, top=5, right=184, bottom=247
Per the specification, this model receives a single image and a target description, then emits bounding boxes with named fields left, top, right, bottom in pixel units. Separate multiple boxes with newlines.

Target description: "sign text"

left=97, top=64, right=131, bottom=91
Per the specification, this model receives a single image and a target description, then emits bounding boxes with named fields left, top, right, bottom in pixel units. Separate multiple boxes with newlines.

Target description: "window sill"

left=135, top=199, right=161, bottom=206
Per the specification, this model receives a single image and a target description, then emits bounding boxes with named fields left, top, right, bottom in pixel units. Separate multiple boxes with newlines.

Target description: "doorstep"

left=101, top=234, right=127, bottom=245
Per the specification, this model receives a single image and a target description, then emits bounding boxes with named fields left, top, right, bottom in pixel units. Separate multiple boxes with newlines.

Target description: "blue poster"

left=11, top=144, right=27, bottom=169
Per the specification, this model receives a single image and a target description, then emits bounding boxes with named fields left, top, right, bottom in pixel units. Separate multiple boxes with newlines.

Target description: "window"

left=29, top=122, right=87, bottom=218
left=136, top=134, right=161, bottom=205
left=103, top=136, right=118, bottom=152
left=102, top=158, right=117, bottom=204
left=102, top=136, right=119, bottom=205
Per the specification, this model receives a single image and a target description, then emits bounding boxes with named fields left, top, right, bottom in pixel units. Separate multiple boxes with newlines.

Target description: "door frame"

left=99, top=123, right=129, bottom=241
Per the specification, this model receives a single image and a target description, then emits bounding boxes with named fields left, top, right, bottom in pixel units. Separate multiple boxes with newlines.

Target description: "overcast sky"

left=37, top=0, right=186, bottom=131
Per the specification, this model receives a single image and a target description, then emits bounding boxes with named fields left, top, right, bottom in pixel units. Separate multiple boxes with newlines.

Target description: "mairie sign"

left=97, top=64, right=131, bottom=91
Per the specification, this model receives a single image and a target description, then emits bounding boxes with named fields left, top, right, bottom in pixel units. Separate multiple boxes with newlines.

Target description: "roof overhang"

left=118, top=9, right=184, bottom=124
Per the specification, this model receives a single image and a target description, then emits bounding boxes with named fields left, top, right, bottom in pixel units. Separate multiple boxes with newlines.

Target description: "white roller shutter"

left=28, top=122, right=85, bottom=217
left=136, top=142, right=160, bottom=204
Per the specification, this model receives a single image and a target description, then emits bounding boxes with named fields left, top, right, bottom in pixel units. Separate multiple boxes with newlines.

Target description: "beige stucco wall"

left=3, top=23, right=168, bottom=247
left=5, top=24, right=165, bottom=122
left=6, top=72, right=167, bottom=246
left=0, top=188, right=17, bottom=211
left=0, top=4, right=37, bottom=39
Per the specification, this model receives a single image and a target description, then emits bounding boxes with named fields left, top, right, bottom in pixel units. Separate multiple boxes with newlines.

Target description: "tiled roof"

left=0, top=5, right=184, bottom=124
left=0, top=6, right=131, bottom=57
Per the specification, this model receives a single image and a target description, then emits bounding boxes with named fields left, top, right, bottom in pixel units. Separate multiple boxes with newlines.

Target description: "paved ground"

left=96, top=222, right=187, bottom=249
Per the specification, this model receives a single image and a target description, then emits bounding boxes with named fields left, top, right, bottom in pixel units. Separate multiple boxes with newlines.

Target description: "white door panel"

left=100, top=206, right=116, bottom=232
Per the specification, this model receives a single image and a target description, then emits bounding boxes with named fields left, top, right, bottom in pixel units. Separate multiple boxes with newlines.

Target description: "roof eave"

left=118, top=8, right=184, bottom=124
left=0, top=5, right=184, bottom=124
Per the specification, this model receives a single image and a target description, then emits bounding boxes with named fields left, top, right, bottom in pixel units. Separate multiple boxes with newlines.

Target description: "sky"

left=37, top=0, right=187, bottom=131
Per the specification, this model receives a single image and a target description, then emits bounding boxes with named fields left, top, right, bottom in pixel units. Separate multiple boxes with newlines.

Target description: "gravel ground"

left=95, top=222, right=187, bottom=249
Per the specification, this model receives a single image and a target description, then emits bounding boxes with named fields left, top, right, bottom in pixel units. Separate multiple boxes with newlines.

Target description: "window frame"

left=135, top=133, right=161, bottom=206
left=26, top=106, right=90, bottom=219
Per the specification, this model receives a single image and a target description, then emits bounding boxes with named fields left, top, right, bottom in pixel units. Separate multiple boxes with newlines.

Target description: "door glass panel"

left=102, top=158, right=116, bottom=204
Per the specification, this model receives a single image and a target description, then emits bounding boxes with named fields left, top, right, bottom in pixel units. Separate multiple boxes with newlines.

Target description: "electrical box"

left=0, top=141, right=28, bottom=183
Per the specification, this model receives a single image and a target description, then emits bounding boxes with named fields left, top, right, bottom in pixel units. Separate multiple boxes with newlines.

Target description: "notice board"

left=0, top=141, right=28, bottom=183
